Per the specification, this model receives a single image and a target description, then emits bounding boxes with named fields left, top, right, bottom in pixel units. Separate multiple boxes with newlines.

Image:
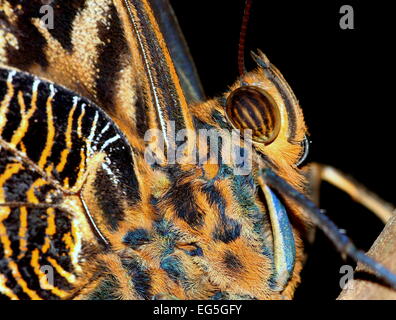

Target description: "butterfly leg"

left=307, top=163, right=395, bottom=223
left=338, top=214, right=396, bottom=299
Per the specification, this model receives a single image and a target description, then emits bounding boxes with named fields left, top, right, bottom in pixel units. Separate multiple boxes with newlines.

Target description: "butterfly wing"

left=0, top=0, right=200, bottom=143
left=1, top=1, right=119, bottom=111
left=0, top=0, right=204, bottom=300
left=150, top=0, right=205, bottom=103
left=0, top=67, right=140, bottom=299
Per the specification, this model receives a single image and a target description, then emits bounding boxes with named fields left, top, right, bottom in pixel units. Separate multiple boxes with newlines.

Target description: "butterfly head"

left=206, top=50, right=309, bottom=184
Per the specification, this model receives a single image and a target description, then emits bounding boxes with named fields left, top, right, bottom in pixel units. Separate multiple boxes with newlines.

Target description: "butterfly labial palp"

left=0, top=0, right=395, bottom=300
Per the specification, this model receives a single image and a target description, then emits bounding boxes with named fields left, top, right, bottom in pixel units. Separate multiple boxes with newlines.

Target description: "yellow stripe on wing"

left=56, top=99, right=78, bottom=173
left=10, top=81, right=39, bottom=147
left=0, top=70, right=16, bottom=135
left=38, top=84, right=56, bottom=169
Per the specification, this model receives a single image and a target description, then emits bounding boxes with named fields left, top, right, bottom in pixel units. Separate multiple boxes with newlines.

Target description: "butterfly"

left=0, top=0, right=395, bottom=300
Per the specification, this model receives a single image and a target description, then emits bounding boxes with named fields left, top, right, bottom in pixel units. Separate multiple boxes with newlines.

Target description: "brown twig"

left=338, top=214, right=396, bottom=300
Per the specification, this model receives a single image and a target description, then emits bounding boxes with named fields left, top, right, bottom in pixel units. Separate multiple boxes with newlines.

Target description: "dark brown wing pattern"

left=0, top=67, right=139, bottom=299
left=0, top=0, right=201, bottom=143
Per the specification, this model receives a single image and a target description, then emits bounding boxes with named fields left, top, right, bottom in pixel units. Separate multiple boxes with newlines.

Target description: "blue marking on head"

left=153, top=218, right=168, bottom=237
left=153, top=218, right=186, bottom=257
left=211, top=291, right=227, bottom=300
left=160, top=256, right=186, bottom=282
left=153, top=218, right=181, bottom=240
left=217, top=164, right=234, bottom=178
left=187, top=246, right=203, bottom=257
left=180, top=244, right=203, bottom=257
left=123, top=228, right=151, bottom=249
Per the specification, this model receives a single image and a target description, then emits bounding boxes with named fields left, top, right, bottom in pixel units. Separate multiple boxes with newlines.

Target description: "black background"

left=170, top=0, right=395, bottom=299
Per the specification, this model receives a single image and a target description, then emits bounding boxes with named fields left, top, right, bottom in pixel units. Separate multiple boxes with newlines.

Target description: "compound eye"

left=225, top=86, right=281, bottom=144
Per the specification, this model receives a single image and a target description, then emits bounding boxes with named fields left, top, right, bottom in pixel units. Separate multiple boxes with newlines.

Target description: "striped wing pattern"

left=0, top=67, right=139, bottom=299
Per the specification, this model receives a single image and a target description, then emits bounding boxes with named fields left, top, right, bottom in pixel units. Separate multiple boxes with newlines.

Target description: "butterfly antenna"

left=238, top=0, right=253, bottom=76
left=261, top=168, right=396, bottom=290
